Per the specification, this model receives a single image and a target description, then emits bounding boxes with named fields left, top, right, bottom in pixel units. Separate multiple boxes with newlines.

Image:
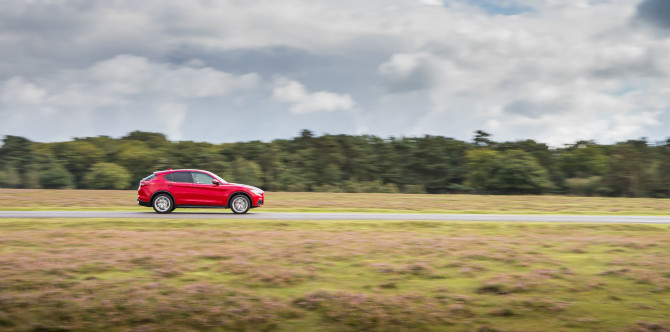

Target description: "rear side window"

left=165, top=172, right=192, bottom=183
left=142, top=174, right=156, bottom=181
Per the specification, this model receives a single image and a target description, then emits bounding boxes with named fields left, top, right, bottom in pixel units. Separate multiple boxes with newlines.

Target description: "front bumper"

left=250, top=192, right=264, bottom=208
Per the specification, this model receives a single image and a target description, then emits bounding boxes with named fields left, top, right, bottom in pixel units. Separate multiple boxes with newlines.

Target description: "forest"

left=0, top=130, right=669, bottom=197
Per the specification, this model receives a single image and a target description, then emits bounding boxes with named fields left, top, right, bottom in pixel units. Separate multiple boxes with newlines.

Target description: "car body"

left=137, top=169, right=264, bottom=214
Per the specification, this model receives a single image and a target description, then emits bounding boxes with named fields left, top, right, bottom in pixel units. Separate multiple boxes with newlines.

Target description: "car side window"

left=142, top=174, right=156, bottom=181
left=192, top=172, right=215, bottom=184
left=169, top=172, right=193, bottom=183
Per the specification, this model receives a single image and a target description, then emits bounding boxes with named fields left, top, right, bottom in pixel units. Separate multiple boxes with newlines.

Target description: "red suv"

left=137, top=169, right=264, bottom=214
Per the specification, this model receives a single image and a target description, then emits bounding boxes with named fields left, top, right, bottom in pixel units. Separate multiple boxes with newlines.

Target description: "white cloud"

left=1, top=77, right=46, bottom=105
left=273, top=79, right=354, bottom=114
left=0, top=55, right=259, bottom=141
left=155, top=102, right=188, bottom=141
left=0, top=0, right=669, bottom=144
left=83, top=55, right=259, bottom=100
left=368, top=0, right=670, bottom=145
left=420, top=0, right=443, bottom=6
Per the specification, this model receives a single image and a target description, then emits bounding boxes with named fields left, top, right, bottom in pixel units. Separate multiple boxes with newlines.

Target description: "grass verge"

left=1, top=218, right=670, bottom=331
left=2, top=189, right=670, bottom=215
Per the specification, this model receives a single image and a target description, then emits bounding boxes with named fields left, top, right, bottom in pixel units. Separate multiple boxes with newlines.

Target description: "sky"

left=1, top=0, right=669, bottom=146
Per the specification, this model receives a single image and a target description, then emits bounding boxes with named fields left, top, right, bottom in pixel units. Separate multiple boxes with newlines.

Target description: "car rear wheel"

left=152, top=194, right=173, bottom=214
left=230, top=195, right=250, bottom=214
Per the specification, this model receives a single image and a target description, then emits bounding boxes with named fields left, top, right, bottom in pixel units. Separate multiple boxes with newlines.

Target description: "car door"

left=191, top=171, right=228, bottom=206
left=165, top=171, right=199, bottom=205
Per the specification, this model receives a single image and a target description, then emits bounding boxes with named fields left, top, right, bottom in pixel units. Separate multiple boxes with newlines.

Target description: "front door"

left=191, top=171, right=228, bottom=205
left=165, top=171, right=198, bottom=205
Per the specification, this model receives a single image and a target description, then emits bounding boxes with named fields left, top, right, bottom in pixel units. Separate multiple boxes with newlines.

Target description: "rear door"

left=165, top=171, right=198, bottom=205
left=191, top=171, right=229, bottom=205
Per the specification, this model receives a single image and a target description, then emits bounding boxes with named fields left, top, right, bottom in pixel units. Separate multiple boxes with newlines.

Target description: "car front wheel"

left=152, top=194, right=173, bottom=214
left=230, top=195, right=250, bottom=214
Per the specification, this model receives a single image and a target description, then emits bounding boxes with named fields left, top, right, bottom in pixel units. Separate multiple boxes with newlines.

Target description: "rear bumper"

left=137, top=198, right=151, bottom=207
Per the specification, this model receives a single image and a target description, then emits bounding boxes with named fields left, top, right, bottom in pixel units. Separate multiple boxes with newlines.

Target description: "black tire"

left=230, top=194, right=251, bottom=214
left=152, top=194, right=173, bottom=214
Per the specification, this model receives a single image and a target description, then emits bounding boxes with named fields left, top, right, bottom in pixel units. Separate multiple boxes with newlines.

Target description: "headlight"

left=251, top=188, right=264, bottom=196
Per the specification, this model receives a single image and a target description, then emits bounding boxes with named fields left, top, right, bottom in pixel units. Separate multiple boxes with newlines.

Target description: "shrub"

left=341, top=180, right=362, bottom=193
left=286, top=183, right=307, bottom=192
left=359, top=180, right=386, bottom=193
left=382, top=183, right=400, bottom=193
left=448, top=183, right=473, bottom=194
left=39, top=165, right=74, bottom=189
left=22, top=170, right=41, bottom=188
left=0, top=167, right=20, bottom=188
left=565, top=176, right=602, bottom=196
left=314, top=184, right=344, bottom=193
left=341, top=180, right=399, bottom=193
left=402, top=184, right=426, bottom=194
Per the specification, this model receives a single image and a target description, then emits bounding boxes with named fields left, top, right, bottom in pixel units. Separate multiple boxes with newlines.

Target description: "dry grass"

left=1, top=218, right=670, bottom=331
left=2, top=189, right=670, bottom=215
left=0, top=189, right=136, bottom=210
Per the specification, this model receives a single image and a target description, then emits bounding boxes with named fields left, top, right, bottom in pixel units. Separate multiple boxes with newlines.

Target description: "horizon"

left=3, top=129, right=668, bottom=149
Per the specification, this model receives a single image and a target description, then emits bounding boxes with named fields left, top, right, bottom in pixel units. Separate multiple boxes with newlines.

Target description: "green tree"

left=473, top=130, right=493, bottom=146
left=0, top=136, right=37, bottom=188
left=258, top=143, right=282, bottom=190
left=40, top=165, right=74, bottom=189
left=601, top=142, right=651, bottom=197
left=83, top=163, right=131, bottom=189
left=656, top=139, right=670, bottom=197
left=397, top=136, right=469, bottom=193
left=50, top=141, right=105, bottom=187
left=488, top=150, right=551, bottom=194
left=169, top=141, right=222, bottom=170
left=74, top=136, right=122, bottom=161
left=0, top=167, right=20, bottom=188
left=116, top=141, right=163, bottom=185
left=122, top=131, right=169, bottom=149
left=465, top=148, right=500, bottom=192
left=227, top=157, right=262, bottom=186
left=494, top=139, right=560, bottom=190
left=558, top=143, right=608, bottom=178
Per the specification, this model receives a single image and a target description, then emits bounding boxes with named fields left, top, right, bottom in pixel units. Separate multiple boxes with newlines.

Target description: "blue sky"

left=1, top=0, right=669, bottom=146
left=454, top=0, right=534, bottom=15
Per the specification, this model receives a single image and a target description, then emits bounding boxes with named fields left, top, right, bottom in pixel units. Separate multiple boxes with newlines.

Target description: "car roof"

left=154, top=169, right=212, bottom=175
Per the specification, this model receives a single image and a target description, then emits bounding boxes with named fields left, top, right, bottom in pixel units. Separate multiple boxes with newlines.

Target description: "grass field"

left=2, top=189, right=670, bottom=215
left=1, top=218, right=670, bottom=331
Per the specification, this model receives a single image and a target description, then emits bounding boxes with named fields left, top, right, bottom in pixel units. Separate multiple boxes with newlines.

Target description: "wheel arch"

left=227, top=191, right=252, bottom=207
left=151, top=191, right=175, bottom=205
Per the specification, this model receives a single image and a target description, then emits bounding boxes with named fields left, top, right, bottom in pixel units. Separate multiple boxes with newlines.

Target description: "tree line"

left=0, top=129, right=669, bottom=197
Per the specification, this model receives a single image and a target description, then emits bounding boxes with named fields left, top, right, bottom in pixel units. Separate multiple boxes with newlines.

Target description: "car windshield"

left=210, top=173, right=228, bottom=184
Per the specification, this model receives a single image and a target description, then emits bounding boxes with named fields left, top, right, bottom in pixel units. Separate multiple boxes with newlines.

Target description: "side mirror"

left=212, top=180, right=221, bottom=185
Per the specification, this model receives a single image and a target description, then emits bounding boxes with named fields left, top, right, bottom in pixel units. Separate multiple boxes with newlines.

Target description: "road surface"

left=0, top=211, right=669, bottom=223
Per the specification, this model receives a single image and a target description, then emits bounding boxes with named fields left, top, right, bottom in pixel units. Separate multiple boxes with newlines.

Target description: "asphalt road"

left=0, top=211, right=669, bottom=223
